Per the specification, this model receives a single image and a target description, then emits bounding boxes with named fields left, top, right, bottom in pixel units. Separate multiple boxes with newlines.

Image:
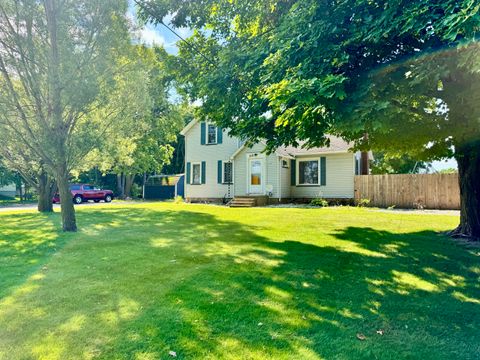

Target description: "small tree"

left=82, top=46, right=183, bottom=198
left=371, top=153, right=430, bottom=175
left=0, top=0, right=131, bottom=230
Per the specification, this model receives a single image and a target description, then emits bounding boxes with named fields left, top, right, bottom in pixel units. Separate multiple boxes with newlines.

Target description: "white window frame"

left=206, top=123, right=217, bottom=145
left=297, top=157, right=320, bottom=186
left=222, top=161, right=234, bottom=184
left=191, top=162, right=202, bottom=185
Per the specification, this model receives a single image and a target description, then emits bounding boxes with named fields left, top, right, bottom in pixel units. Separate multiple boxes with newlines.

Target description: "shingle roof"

left=276, top=136, right=353, bottom=157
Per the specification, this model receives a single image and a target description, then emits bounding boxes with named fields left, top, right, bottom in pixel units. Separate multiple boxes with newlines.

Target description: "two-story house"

left=181, top=119, right=364, bottom=204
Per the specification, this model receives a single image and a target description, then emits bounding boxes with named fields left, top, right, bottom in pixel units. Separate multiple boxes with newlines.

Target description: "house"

left=181, top=119, right=366, bottom=204
left=0, top=183, right=16, bottom=199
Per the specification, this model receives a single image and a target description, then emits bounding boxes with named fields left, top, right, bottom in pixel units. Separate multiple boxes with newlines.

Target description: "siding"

left=291, top=153, right=355, bottom=198
left=0, top=184, right=16, bottom=198
left=184, top=122, right=238, bottom=199
left=279, top=158, right=291, bottom=199
left=233, top=143, right=280, bottom=197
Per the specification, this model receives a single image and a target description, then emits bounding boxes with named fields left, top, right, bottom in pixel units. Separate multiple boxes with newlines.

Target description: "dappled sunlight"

left=0, top=203, right=478, bottom=359
left=392, top=270, right=440, bottom=293
left=423, top=267, right=466, bottom=288
left=452, top=291, right=480, bottom=304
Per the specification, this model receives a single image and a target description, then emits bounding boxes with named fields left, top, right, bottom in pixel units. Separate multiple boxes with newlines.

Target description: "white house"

left=181, top=119, right=365, bottom=204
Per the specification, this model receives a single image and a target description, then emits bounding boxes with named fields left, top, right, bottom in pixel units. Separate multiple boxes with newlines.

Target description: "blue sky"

left=128, top=1, right=191, bottom=54
left=126, top=2, right=457, bottom=171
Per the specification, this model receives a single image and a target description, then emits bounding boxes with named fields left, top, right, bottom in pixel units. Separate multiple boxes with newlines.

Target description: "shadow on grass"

left=0, top=206, right=479, bottom=359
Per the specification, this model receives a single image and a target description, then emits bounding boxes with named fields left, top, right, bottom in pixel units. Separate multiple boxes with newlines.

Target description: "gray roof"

left=276, top=136, right=353, bottom=157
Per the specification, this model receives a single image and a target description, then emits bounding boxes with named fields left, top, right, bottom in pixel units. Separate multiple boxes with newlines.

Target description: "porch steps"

left=229, top=197, right=257, bottom=208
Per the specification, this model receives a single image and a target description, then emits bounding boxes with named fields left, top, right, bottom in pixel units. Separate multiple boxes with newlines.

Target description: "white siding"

left=184, top=122, right=239, bottom=199
left=0, top=184, right=16, bottom=198
left=291, top=153, right=355, bottom=198
left=184, top=122, right=355, bottom=200
left=233, top=143, right=280, bottom=197
left=279, top=158, right=292, bottom=199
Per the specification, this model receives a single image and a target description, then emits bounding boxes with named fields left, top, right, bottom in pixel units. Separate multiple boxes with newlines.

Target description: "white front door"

left=248, top=158, right=264, bottom=194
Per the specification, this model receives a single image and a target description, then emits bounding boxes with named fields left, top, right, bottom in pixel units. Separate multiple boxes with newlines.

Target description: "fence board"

left=354, top=174, right=460, bottom=209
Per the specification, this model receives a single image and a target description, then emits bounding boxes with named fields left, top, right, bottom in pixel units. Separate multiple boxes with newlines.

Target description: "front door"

left=248, top=158, right=264, bottom=194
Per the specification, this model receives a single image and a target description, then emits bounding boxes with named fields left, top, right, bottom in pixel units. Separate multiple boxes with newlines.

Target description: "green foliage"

left=371, top=153, right=430, bottom=174
left=309, top=198, right=329, bottom=207
left=438, top=168, right=458, bottom=174
left=137, top=0, right=480, bottom=159
left=174, top=195, right=184, bottom=204
left=0, top=164, right=16, bottom=187
left=356, top=198, right=371, bottom=208
left=81, top=46, right=184, bottom=178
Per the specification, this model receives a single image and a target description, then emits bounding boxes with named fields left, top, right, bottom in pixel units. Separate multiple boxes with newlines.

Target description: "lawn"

left=0, top=203, right=478, bottom=360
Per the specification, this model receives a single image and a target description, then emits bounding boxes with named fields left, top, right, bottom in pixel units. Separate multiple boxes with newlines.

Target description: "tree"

left=0, top=147, right=56, bottom=212
left=137, top=0, right=480, bottom=240
left=0, top=0, right=131, bottom=231
left=371, top=153, right=430, bottom=175
left=81, top=46, right=183, bottom=198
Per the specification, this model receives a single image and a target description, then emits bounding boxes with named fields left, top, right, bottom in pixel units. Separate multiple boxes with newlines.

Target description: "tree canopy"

left=0, top=0, right=135, bottom=230
left=137, top=0, right=480, bottom=239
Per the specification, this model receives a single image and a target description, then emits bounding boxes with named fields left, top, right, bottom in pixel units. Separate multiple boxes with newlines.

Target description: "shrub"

left=131, top=183, right=143, bottom=199
left=357, top=198, right=371, bottom=207
left=174, top=196, right=184, bottom=204
left=310, top=198, right=329, bottom=207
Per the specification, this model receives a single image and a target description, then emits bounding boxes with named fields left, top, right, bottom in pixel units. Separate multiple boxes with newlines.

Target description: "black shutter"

left=320, top=157, right=326, bottom=186
left=200, top=122, right=206, bottom=145
left=186, top=162, right=191, bottom=184
left=218, top=160, right=222, bottom=183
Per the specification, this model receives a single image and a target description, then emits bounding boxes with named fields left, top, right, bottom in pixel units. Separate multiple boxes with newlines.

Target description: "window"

left=192, top=163, right=201, bottom=184
left=207, top=124, right=217, bottom=144
left=70, top=185, right=81, bottom=191
left=83, top=185, right=93, bottom=190
left=282, top=159, right=289, bottom=168
left=223, top=162, right=233, bottom=184
left=299, top=160, right=319, bottom=185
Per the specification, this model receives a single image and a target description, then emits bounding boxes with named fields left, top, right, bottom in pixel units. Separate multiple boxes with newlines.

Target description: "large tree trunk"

left=37, top=171, right=55, bottom=213
left=360, top=152, right=370, bottom=175
left=117, top=173, right=125, bottom=199
left=360, top=133, right=370, bottom=175
left=56, top=168, right=77, bottom=232
left=124, top=174, right=134, bottom=198
left=450, top=142, right=480, bottom=241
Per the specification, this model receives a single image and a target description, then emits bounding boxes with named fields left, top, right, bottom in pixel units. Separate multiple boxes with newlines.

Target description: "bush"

left=309, top=198, right=329, bottom=207
left=357, top=198, right=370, bottom=207
left=131, top=183, right=143, bottom=199
left=174, top=196, right=184, bottom=204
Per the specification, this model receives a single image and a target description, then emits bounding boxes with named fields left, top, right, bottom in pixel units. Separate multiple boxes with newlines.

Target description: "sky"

left=127, top=2, right=457, bottom=171
left=128, top=1, right=191, bottom=54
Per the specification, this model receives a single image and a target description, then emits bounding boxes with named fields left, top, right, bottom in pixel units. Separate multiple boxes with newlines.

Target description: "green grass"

left=0, top=203, right=478, bottom=360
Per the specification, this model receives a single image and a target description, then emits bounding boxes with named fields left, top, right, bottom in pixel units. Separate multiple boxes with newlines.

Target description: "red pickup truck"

left=52, top=184, right=114, bottom=204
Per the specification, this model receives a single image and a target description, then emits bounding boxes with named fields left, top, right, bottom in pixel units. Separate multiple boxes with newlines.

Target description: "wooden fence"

left=354, top=174, right=460, bottom=210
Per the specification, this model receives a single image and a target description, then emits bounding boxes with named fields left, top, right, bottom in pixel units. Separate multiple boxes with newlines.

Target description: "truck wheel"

left=104, top=195, right=112, bottom=203
left=73, top=195, right=83, bottom=204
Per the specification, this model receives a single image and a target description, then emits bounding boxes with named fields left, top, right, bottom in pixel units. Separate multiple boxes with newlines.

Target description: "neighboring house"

left=0, top=183, right=16, bottom=199
left=181, top=119, right=367, bottom=203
